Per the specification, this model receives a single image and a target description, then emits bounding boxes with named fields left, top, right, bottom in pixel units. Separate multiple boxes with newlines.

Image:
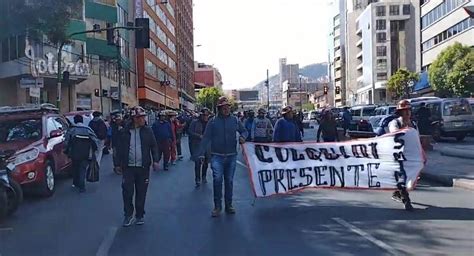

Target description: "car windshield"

left=443, top=100, right=472, bottom=116
left=0, top=119, right=42, bottom=143
left=388, top=107, right=396, bottom=114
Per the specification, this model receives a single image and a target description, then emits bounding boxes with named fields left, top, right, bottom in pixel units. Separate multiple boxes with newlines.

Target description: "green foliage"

left=196, top=87, right=223, bottom=113
left=387, top=68, right=419, bottom=100
left=302, top=103, right=315, bottom=111
left=7, top=0, right=83, bottom=45
left=228, top=98, right=239, bottom=112
left=429, top=43, right=474, bottom=97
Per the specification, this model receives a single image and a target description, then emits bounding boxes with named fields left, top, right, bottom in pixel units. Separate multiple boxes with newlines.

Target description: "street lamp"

left=160, top=69, right=170, bottom=109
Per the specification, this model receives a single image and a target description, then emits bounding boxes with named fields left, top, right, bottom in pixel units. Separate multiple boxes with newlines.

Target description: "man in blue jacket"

left=199, top=96, right=248, bottom=217
left=152, top=111, right=173, bottom=171
left=273, top=106, right=302, bottom=142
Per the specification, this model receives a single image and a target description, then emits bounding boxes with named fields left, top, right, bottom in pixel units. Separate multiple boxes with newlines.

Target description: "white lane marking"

left=332, top=218, right=398, bottom=255
left=237, top=160, right=247, bottom=168
left=96, top=227, right=119, bottom=256
left=0, top=228, right=13, bottom=232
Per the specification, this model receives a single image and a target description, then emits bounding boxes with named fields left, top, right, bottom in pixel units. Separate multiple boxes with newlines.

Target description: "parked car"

left=0, top=104, right=72, bottom=197
left=369, top=105, right=396, bottom=131
left=412, top=98, right=474, bottom=141
left=348, top=105, right=376, bottom=134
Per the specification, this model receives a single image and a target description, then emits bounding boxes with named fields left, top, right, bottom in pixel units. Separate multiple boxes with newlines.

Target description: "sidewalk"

left=421, top=150, right=474, bottom=191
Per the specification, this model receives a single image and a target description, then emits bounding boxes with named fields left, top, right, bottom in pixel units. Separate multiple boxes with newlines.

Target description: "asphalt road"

left=0, top=134, right=473, bottom=256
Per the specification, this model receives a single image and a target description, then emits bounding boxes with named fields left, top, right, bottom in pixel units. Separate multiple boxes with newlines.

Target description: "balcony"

left=335, top=49, right=341, bottom=58
left=357, top=63, right=363, bottom=71
left=335, top=60, right=341, bottom=69
left=356, top=51, right=363, bottom=59
left=335, top=70, right=342, bottom=78
left=356, top=38, right=363, bottom=47
left=356, top=26, right=362, bottom=35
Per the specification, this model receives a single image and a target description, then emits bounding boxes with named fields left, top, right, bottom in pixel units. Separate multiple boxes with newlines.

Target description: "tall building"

left=0, top=0, right=137, bottom=114
left=176, top=0, right=195, bottom=110
left=136, top=0, right=179, bottom=110
left=346, top=0, right=420, bottom=105
left=416, top=0, right=474, bottom=95
left=330, top=0, right=348, bottom=107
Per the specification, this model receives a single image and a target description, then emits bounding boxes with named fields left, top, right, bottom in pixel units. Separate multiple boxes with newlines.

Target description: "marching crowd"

left=63, top=97, right=418, bottom=227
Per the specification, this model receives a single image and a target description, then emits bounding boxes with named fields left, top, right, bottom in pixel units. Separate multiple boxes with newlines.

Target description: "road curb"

left=421, top=172, right=474, bottom=191
left=439, top=148, right=474, bottom=160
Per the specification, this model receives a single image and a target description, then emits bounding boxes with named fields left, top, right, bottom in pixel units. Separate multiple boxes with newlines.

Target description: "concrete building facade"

left=194, top=62, right=223, bottom=89
left=417, top=0, right=474, bottom=94
left=330, top=0, right=348, bottom=107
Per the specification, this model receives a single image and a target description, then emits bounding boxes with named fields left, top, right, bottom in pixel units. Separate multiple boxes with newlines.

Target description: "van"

left=413, top=98, right=474, bottom=141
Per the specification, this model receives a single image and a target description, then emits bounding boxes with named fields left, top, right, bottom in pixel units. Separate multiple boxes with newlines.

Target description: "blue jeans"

left=210, top=154, right=237, bottom=208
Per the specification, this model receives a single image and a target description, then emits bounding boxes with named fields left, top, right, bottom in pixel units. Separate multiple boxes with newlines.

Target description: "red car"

left=0, top=104, right=72, bottom=197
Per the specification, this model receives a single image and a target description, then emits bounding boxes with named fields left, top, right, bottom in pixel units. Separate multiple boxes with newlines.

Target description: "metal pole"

left=99, top=62, right=104, bottom=113
left=266, top=69, right=270, bottom=112
left=117, top=30, right=123, bottom=113
left=299, top=76, right=302, bottom=110
left=56, top=42, right=65, bottom=110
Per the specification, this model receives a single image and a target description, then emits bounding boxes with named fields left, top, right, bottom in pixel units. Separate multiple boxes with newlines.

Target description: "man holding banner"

left=199, top=96, right=248, bottom=217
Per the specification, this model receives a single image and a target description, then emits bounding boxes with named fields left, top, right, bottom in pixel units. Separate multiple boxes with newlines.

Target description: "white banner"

left=242, top=129, right=425, bottom=197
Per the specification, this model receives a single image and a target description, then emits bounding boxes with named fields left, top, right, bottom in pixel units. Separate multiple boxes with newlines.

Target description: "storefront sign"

left=20, top=77, right=44, bottom=88
left=242, top=129, right=425, bottom=197
left=29, top=88, right=41, bottom=98
left=24, top=39, right=90, bottom=78
left=135, top=0, right=143, bottom=18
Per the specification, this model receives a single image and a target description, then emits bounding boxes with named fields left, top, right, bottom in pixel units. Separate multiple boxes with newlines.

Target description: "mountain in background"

left=252, top=62, right=328, bottom=91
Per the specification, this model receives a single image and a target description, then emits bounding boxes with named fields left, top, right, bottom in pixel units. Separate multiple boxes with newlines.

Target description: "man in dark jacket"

left=89, top=111, right=108, bottom=166
left=416, top=102, right=431, bottom=135
left=116, top=106, right=159, bottom=226
left=110, top=111, right=124, bottom=174
left=244, top=110, right=255, bottom=141
left=273, top=106, right=302, bottom=142
left=64, top=115, right=99, bottom=193
left=189, top=108, right=211, bottom=187
left=152, top=111, right=173, bottom=171
left=199, top=96, right=248, bottom=217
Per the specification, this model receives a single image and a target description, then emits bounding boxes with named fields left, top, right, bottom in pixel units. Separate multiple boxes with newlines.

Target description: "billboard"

left=239, top=90, right=259, bottom=101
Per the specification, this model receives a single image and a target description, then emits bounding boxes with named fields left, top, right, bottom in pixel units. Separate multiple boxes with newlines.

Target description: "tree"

left=229, top=98, right=239, bottom=112
left=429, top=42, right=474, bottom=97
left=6, top=0, right=83, bottom=45
left=196, top=87, right=223, bottom=113
left=302, top=103, right=315, bottom=111
left=387, top=68, right=419, bottom=100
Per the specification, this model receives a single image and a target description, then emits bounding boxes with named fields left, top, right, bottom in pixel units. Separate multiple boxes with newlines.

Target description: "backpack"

left=375, top=115, right=399, bottom=136
left=69, top=134, right=93, bottom=161
left=89, top=120, right=107, bottom=140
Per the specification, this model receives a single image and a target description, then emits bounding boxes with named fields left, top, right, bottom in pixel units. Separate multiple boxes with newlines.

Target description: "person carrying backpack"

left=64, top=115, right=100, bottom=193
left=89, top=111, right=108, bottom=167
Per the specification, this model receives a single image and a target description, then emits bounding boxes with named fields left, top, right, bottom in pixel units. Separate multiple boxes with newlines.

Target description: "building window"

left=376, top=6, right=386, bottom=16
left=376, top=32, right=386, bottom=43
left=421, top=17, right=473, bottom=51
left=421, top=0, right=467, bottom=29
left=377, top=72, right=387, bottom=80
left=376, top=59, right=387, bottom=69
left=389, top=5, right=400, bottom=15
left=376, top=19, right=386, bottom=30
left=376, top=46, right=387, bottom=56
left=94, top=0, right=116, bottom=6
left=402, top=4, right=410, bottom=15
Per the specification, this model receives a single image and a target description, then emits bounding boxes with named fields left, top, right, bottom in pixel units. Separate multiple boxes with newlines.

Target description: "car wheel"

left=455, top=134, right=466, bottom=142
left=0, top=188, right=8, bottom=221
left=432, top=126, right=442, bottom=142
left=38, top=161, right=55, bottom=197
left=6, top=179, right=23, bottom=215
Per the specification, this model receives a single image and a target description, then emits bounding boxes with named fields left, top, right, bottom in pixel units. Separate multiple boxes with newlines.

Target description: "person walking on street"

left=341, top=107, right=352, bottom=136
left=388, top=100, right=417, bottom=211
left=317, top=110, right=339, bottom=142
left=251, top=108, right=273, bottom=143
left=244, top=110, right=255, bottom=141
left=416, top=102, right=431, bottom=135
left=167, top=111, right=182, bottom=165
left=110, top=111, right=124, bottom=175
left=88, top=111, right=108, bottom=166
left=116, top=106, right=159, bottom=226
left=189, top=108, right=211, bottom=187
left=152, top=111, right=173, bottom=171
left=199, top=96, right=248, bottom=217
left=273, top=106, right=302, bottom=142
left=64, top=115, right=100, bottom=193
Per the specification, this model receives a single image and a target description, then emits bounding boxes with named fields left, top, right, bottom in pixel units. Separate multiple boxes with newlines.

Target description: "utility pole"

left=299, top=75, right=302, bottom=110
left=265, top=69, right=270, bottom=112
left=116, top=29, right=123, bottom=113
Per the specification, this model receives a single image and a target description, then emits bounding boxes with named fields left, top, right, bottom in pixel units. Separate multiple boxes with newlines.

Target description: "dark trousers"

left=157, top=140, right=171, bottom=167
left=323, top=136, right=336, bottom=142
left=254, top=137, right=271, bottom=143
left=188, top=139, right=194, bottom=159
left=194, top=157, right=209, bottom=183
left=176, top=138, right=182, bottom=156
left=122, top=166, right=150, bottom=218
left=72, top=160, right=89, bottom=189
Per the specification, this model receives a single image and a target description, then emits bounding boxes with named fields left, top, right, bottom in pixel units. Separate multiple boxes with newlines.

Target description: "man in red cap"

left=198, top=96, right=248, bottom=217
left=116, top=106, right=160, bottom=226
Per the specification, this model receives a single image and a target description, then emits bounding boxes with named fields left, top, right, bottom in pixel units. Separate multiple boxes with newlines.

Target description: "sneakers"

left=123, top=216, right=135, bottom=227
left=404, top=201, right=414, bottom=211
left=178, top=155, right=183, bottom=160
left=202, top=178, right=207, bottom=184
left=225, top=205, right=236, bottom=214
left=211, top=208, right=222, bottom=217
left=195, top=182, right=201, bottom=188
left=164, top=166, right=169, bottom=171
left=135, top=217, right=145, bottom=225
left=391, top=191, right=402, bottom=203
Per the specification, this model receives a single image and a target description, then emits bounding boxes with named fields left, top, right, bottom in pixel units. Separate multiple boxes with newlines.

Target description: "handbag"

left=86, top=157, right=100, bottom=182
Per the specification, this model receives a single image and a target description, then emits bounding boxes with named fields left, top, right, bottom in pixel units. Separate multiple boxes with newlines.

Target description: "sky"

left=193, top=0, right=332, bottom=90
